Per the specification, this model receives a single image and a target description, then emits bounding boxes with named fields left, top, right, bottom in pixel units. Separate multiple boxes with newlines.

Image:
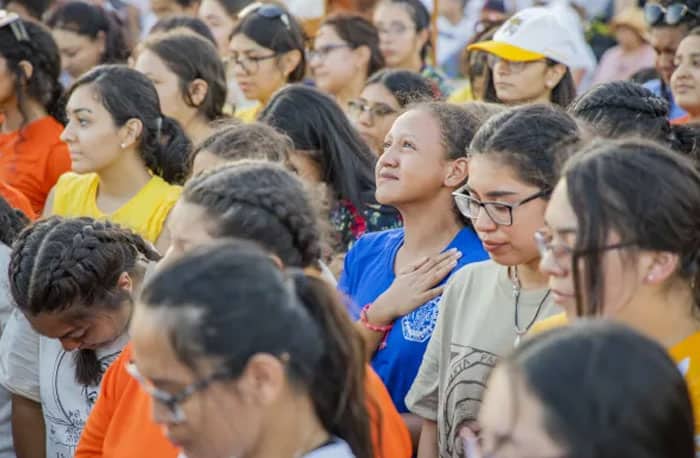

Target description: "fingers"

left=417, top=285, right=445, bottom=304
left=416, top=248, right=462, bottom=274
left=398, top=256, right=430, bottom=275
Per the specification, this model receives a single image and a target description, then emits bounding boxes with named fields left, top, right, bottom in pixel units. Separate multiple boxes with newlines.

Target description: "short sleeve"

left=0, top=310, right=41, bottom=402
left=338, top=238, right=362, bottom=318
left=404, top=281, right=458, bottom=421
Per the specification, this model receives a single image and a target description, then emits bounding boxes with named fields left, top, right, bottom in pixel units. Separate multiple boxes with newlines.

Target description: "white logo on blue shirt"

left=402, top=297, right=440, bottom=343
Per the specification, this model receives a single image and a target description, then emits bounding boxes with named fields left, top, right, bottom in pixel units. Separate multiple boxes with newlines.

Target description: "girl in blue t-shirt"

left=339, top=101, right=502, bottom=441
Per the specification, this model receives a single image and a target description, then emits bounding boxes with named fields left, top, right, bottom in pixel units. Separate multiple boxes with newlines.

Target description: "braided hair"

left=0, top=17, right=62, bottom=125
left=183, top=160, right=323, bottom=268
left=0, top=196, right=30, bottom=247
left=9, top=217, right=160, bottom=385
left=569, top=81, right=700, bottom=162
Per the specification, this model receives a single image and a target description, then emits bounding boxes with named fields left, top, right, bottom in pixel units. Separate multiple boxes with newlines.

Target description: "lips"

left=482, top=240, right=507, bottom=252
left=673, top=83, right=696, bottom=93
left=377, top=170, right=398, bottom=182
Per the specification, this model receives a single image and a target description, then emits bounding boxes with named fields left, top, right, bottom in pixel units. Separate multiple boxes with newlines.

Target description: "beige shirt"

left=405, top=260, right=561, bottom=458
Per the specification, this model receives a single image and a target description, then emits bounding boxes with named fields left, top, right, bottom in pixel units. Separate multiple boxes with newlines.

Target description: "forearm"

left=401, top=413, right=424, bottom=451
left=416, top=419, right=438, bottom=458
left=12, top=395, right=45, bottom=458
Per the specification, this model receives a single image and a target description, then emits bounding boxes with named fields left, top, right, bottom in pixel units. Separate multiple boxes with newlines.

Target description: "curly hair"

left=0, top=196, right=30, bottom=247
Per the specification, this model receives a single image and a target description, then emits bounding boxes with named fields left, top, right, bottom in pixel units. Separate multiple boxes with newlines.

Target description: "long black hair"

left=321, top=14, right=384, bottom=78
left=0, top=16, right=62, bottom=125
left=563, top=138, right=700, bottom=317
left=501, top=321, right=695, bottom=458
left=260, top=84, right=378, bottom=210
left=140, top=241, right=372, bottom=457
left=66, top=65, right=192, bottom=184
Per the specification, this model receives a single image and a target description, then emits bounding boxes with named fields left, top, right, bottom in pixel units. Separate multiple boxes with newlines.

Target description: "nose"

left=539, top=248, right=566, bottom=278
left=60, top=125, right=73, bottom=144
left=60, top=338, right=82, bottom=352
left=358, top=108, right=373, bottom=126
left=473, top=207, right=497, bottom=233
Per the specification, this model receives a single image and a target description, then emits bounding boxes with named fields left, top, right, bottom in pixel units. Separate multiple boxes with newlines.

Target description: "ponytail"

left=290, top=271, right=373, bottom=458
left=141, top=115, right=191, bottom=185
left=0, top=196, right=30, bottom=247
left=670, top=124, right=700, bottom=166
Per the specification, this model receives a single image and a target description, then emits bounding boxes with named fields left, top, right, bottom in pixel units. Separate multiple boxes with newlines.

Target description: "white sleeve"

left=0, top=310, right=41, bottom=403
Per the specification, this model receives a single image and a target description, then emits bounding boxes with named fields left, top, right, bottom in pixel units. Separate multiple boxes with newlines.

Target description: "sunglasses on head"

left=237, top=2, right=290, bottom=29
left=0, top=10, right=29, bottom=41
left=645, top=3, right=700, bottom=26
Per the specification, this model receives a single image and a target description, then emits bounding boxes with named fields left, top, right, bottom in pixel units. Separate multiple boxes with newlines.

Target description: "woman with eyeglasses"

left=349, top=69, right=435, bottom=155
left=259, top=84, right=402, bottom=258
left=533, top=138, right=700, bottom=446
left=373, top=0, right=452, bottom=97
left=671, top=27, right=700, bottom=125
left=339, top=102, right=500, bottom=445
left=0, top=217, right=159, bottom=458
left=405, top=104, right=577, bottom=458
left=467, top=321, right=696, bottom=458
left=0, top=12, right=71, bottom=215
left=467, top=7, right=577, bottom=107
left=229, top=3, right=306, bottom=123
left=643, top=0, right=699, bottom=121
left=133, top=30, right=228, bottom=145
left=309, top=13, right=384, bottom=111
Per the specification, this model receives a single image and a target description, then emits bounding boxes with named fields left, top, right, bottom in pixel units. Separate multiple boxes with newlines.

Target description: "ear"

left=17, top=60, right=33, bottom=83
left=544, top=63, right=567, bottom=89
left=96, top=30, right=107, bottom=54
left=642, top=251, right=680, bottom=286
left=117, top=271, right=133, bottom=293
left=237, top=353, right=286, bottom=406
left=444, top=157, right=469, bottom=188
left=268, top=254, right=285, bottom=271
left=118, top=118, right=144, bottom=150
left=280, top=49, right=302, bottom=78
left=188, top=78, right=209, bottom=108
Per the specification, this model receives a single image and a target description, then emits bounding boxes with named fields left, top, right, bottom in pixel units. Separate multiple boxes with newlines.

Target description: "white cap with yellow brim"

left=467, top=7, right=578, bottom=69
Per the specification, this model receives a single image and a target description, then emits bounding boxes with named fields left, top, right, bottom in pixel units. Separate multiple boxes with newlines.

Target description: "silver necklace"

left=509, top=266, right=551, bottom=347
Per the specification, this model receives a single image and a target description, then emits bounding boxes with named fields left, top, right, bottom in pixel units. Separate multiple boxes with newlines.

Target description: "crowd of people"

left=0, top=0, right=699, bottom=457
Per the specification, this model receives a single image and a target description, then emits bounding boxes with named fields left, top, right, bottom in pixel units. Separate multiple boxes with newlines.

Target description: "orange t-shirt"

left=0, top=180, right=36, bottom=219
left=671, top=115, right=691, bottom=125
left=0, top=116, right=71, bottom=214
left=77, top=343, right=412, bottom=458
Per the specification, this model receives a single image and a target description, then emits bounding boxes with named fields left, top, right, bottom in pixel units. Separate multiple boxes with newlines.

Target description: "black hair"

left=190, top=122, right=293, bottom=170
left=321, top=14, right=385, bottom=77
left=142, top=30, right=227, bottom=122
left=259, top=84, right=378, bottom=210
left=365, top=69, right=435, bottom=106
left=66, top=65, right=193, bottom=184
left=0, top=196, right=30, bottom=246
left=230, top=4, right=307, bottom=82
left=569, top=81, right=700, bottom=161
left=183, top=161, right=323, bottom=268
left=0, top=17, right=62, bottom=125
left=140, top=241, right=372, bottom=458
left=9, top=216, right=160, bottom=385
left=470, top=104, right=581, bottom=191
left=563, top=138, right=700, bottom=317
left=47, top=2, right=130, bottom=66
left=502, top=321, right=695, bottom=458
left=212, top=0, right=253, bottom=17
left=483, top=59, right=577, bottom=108
left=377, top=0, right=432, bottom=62
left=173, top=0, right=199, bottom=8
left=2, top=0, right=51, bottom=19
left=149, top=15, right=217, bottom=45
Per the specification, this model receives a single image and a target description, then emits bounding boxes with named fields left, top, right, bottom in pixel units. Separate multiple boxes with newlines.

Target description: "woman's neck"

left=250, top=393, right=330, bottom=458
left=398, top=194, right=463, bottom=258
left=96, top=151, right=153, bottom=201
left=186, top=116, right=214, bottom=146
left=1, top=98, right=47, bottom=133
left=396, top=53, right=424, bottom=74
left=513, top=257, right=549, bottom=290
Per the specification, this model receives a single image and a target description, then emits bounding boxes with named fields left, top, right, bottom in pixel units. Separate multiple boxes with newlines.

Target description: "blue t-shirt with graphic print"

left=338, top=227, right=488, bottom=413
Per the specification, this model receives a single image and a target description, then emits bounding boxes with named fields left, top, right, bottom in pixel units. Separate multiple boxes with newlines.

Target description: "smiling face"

left=671, top=35, right=700, bottom=117
left=465, top=155, right=548, bottom=267
left=350, top=83, right=401, bottom=154
left=60, top=84, right=126, bottom=174
left=52, top=28, right=104, bottom=80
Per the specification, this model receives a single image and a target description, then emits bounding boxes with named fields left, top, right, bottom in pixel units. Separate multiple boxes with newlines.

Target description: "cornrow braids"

left=183, top=160, right=323, bottom=268
left=0, top=196, right=30, bottom=246
left=9, top=216, right=160, bottom=317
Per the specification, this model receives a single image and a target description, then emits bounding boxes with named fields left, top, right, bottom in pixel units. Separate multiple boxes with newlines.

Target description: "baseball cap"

left=467, top=7, right=577, bottom=68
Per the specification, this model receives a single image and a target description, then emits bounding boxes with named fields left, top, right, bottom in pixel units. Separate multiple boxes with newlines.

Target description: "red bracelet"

left=360, top=303, right=393, bottom=350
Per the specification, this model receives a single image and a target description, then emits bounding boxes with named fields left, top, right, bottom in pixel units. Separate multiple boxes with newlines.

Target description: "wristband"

left=360, top=303, right=393, bottom=349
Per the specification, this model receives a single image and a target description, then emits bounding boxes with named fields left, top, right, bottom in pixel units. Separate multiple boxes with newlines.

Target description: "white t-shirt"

left=0, top=311, right=128, bottom=458
left=0, top=245, right=15, bottom=458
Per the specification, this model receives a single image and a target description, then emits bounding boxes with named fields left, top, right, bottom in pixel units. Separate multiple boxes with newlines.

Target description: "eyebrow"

left=69, top=108, right=93, bottom=115
left=466, top=186, right=519, bottom=199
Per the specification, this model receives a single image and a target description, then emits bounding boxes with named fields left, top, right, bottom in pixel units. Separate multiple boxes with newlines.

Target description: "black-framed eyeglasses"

left=307, top=43, right=351, bottom=60
left=535, top=228, right=638, bottom=268
left=645, top=3, right=699, bottom=26
left=0, top=10, right=29, bottom=41
left=126, top=361, right=230, bottom=423
left=237, top=2, right=290, bottom=29
left=453, top=188, right=551, bottom=227
left=347, top=100, right=398, bottom=121
left=229, top=51, right=279, bottom=75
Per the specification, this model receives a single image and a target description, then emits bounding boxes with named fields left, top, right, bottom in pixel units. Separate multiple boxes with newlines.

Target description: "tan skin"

left=44, top=84, right=172, bottom=253
left=490, top=58, right=566, bottom=106
left=671, top=35, right=700, bottom=122
left=373, top=2, right=429, bottom=73
left=198, top=0, right=237, bottom=55
left=52, top=28, right=105, bottom=81
left=649, top=25, right=689, bottom=85
left=540, top=179, right=700, bottom=348
left=0, top=59, right=47, bottom=133
left=360, top=109, right=467, bottom=445
left=350, top=83, right=402, bottom=155
left=417, top=156, right=551, bottom=458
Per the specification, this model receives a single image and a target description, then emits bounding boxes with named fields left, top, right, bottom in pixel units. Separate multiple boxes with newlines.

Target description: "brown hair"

left=320, top=13, right=384, bottom=77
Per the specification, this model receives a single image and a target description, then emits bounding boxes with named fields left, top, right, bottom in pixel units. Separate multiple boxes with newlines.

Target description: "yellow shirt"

left=234, top=103, right=261, bottom=123
left=51, top=172, right=181, bottom=243
left=447, top=82, right=475, bottom=104
left=532, top=313, right=700, bottom=447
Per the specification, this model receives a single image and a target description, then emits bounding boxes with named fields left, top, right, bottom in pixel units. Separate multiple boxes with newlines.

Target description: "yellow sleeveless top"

left=52, top=172, right=181, bottom=243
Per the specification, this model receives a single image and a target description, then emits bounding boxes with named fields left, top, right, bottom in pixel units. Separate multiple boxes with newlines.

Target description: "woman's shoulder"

left=352, top=227, right=405, bottom=253
left=54, top=172, right=98, bottom=196
left=448, top=259, right=501, bottom=288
